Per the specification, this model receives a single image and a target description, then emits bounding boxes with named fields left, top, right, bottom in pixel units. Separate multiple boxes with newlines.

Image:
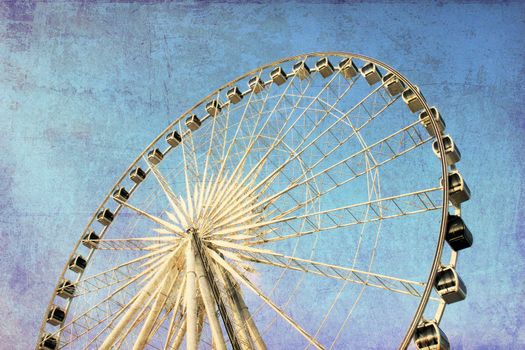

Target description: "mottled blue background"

left=0, top=1, right=523, bottom=349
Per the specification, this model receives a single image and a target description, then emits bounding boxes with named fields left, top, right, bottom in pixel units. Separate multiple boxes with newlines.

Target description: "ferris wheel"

left=37, top=52, right=473, bottom=350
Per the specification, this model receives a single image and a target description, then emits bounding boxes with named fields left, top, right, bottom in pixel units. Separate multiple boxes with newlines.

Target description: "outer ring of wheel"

left=37, top=52, right=450, bottom=350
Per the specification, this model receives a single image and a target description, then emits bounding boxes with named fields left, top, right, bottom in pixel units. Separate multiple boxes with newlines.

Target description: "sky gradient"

left=0, top=1, right=524, bottom=349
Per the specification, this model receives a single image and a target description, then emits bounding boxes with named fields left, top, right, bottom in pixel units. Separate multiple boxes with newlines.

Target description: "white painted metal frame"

left=37, top=52, right=464, bottom=350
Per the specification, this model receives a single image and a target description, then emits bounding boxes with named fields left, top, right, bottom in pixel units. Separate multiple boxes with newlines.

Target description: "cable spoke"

left=93, top=236, right=178, bottom=251
left=148, top=161, right=193, bottom=230
left=74, top=245, right=174, bottom=296
left=115, top=197, right=184, bottom=236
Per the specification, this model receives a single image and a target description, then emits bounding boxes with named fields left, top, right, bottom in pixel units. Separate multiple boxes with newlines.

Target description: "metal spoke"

left=214, top=240, right=435, bottom=299
left=247, top=187, right=442, bottom=245
left=115, top=197, right=184, bottom=236
left=93, top=236, right=177, bottom=251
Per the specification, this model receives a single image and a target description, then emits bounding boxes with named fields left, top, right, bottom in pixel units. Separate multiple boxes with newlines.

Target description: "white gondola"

left=248, top=76, right=265, bottom=93
left=69, top=255, right=87, bottom=273
left=206, top=99, right=222, bottom=116
left=315, top=57, right=334, bottom=78
left=382, top=72, right=405, bottom=96
left=414, top=321, right=450, bottom=350
left=47, top=305, right=66, bottom=326
left=130, top=167, right=146, bottom=184
left=112, top=187, right=129, bottom=202
left=227, top=86, right=243, bottom=104
left=338, top=57, right=358, bottom=79
left=81, top=229, right=99, bottom=249
left=402, top=86, right=426, bottom=113
left=360, top=62, right=382, bottom=85
left=270, top=67, right=287, bottom=85
left=186, top=114, right=201, bottom=131
left=57, top=279, right=75, bottom=299
left=435, top=266, right=467, bottom=304
left=293, top=61, right=310, bottom=80
left=166, top=130, right=182, bottom=147
left=447, top=170, right=471, bottom=207
left=39, top=334, right=58, bottom=350
left=419, top=107, right=446, bottom=137
left=97, top=208, right=114, bottom=226
left=147, top=148, right=163, bottom=165
left=432, top=135, right=460, bottom=165
left=446, top=215, right=473, bottom=251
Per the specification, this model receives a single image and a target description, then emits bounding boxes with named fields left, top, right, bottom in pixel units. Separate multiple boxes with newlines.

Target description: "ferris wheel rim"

left=37, top=51, right=452, bottom=350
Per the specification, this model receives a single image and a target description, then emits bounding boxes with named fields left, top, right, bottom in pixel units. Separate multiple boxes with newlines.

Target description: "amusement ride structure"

left=38, top=53, right=473, bottom=350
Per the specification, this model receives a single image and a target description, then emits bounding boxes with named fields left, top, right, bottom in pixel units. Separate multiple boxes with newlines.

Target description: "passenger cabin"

left=130, top=167, right=146, bottom=184
left=82, top=230, right=99, bottom=249
left=270, top=67, right=288, bottom=86
left=186, top=115, right=201, bottom=131
left=293, top=61, right=310, bottom=80
left=39, top=334, right=58, bottom=350
left=47, top=305, right=66, bottom=326
left=57, top=279, right=76, bottom=299
left=166, top=131, right=182, bottom=147
left=227, top=86, right=243, bottom=104
left=414, top=321, right=450, bottom=350
left=419, top=107, right=446, bottom=137
left=382, top=72, right=405, bottom=96
left=69, top=255, right=87, bottom=273
left=360, top=62, right=382, bottom=85
left=435, top=266, right=467, bottom=304
left=446, top=215, right=473, bottom=251
left=113, top=187, right=130, bottom=202
left=206, top=99, right=222, bottom=116
left=315, top=57, right=334, bottom=78
left=432, top=135, right=460, bottom=165
left=402, top=86, right=426, bottom=113
left=248, top=76, right=265, bottom=93
left=97, top=208, right=114, bottom=226
left=447, top=171, right=471, bottom=207
left=338, top=57, right=358, bottom=79
left=147, top=148, right=163, bottom=165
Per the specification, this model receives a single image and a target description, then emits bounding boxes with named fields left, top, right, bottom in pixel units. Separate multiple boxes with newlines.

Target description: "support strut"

left=191, top=229, right=242, bottom=350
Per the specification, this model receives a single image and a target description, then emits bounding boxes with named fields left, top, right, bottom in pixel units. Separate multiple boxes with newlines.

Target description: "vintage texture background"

left=0, top=1, right=523, bottom=349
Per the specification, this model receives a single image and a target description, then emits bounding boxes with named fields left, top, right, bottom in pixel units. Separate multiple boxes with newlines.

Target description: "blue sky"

left=0, top=1, right=523, bottom=349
